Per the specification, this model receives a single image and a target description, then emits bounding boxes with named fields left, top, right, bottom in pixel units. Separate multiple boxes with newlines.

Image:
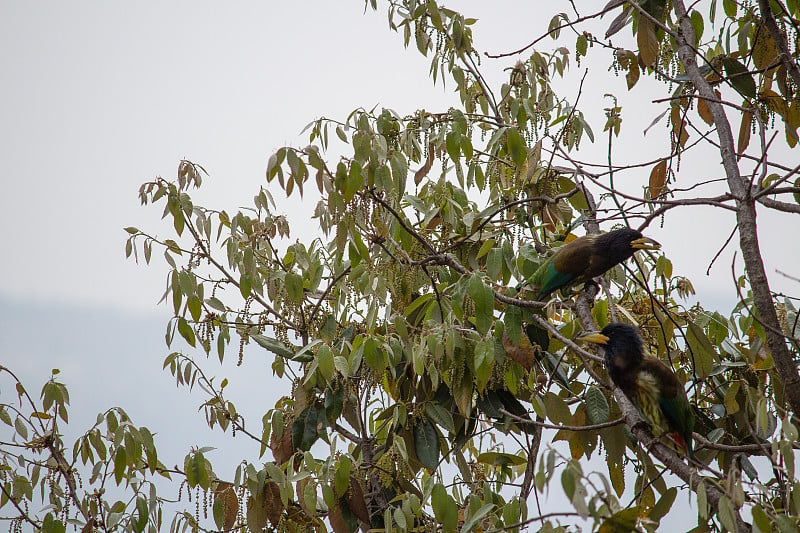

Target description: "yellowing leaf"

left=752, top=24, right=779, bottom=71
left=637, top=17, right=659, bottom=68
left=626, top=60, right=640, bottom=90
left=760, top=88, right=787, bottom=117
left=648, top=160, right=668, bottom=199
left=697, top=95, right=714, bottom=125
left=738, top=110, right=753, bottom=154
left=476, top=238, right=495, bottom=259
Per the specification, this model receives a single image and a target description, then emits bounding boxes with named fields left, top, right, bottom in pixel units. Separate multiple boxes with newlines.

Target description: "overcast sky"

left=1, top=1, right=796, bottom=528
left=1, top=1, right=796, bottom=317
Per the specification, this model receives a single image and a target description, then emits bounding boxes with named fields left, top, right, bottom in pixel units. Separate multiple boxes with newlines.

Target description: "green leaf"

left=317, top=344, right=334, bottom=382
left=468, top=274, right=494, bottom=335
left=717, top=495, right=737, bottom=532
left=114, top=446, right=127, bottom=484
left=42, top=513, right=66, bottom=533
left=476, top=238, right=495, bottom=259
left=751, top=505, right=771, bottom=532
left=285, top=272, right=303, bottom=303
left=722, top=58, right=756, bottom=99
left=486, top=247, right=502, bottom=281
left=506, top=127, right=527, bottom=167
left=343, top=161, right=363, bottom=202
left=473, top=338, right=495, bottom=392
left=585, top=386, right=609, bottom=424
left=461, top=503, right=495, bottom=533
left=324, top=382, right=345, bottom=423
left=446, top=131, right=461, bottom=162
left=576, top=33, right=587, bottom=56
left=543, top=391, right=572, bottom=425
left=431, top=483, right=458, bottom=533
left=413, top=417, right=439, bottom=471
left=599, top=507, right=639, bottom=532
left=177, top=317, right=196, bottom=347
left=649, top=487, right=677, bottom=523
left=0, top=407, right=11, bottom=426
left=251, top=334, right=295, bottom=359
left=425, top=402, right=455, bottom=434
left=689, top=10, right=704, bottom=44
left=723, top=0, right=737, bottom=17
left=793, top=177, right=800, bottom=204
left=334, top=455, right=352, bottom=496
left=686, top=321, right=716, bottom=379
left=476, top=451, right=527, bottom=467
left=525, top=322, right=550, bottom=353
left=504, top=305, right=522, bottom=345
left=292, top=405, right=321, bottom=451
left=187, top=295, right=202, bottom=323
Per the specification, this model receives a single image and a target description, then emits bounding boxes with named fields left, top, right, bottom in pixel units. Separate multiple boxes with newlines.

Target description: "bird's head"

left=578, top=322, right=645, bottom=373
left=599, top=228, right=660, bottom=257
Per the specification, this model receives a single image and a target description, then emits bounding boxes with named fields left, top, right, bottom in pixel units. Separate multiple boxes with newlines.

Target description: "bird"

left=525, top=228, right=660, bottom=300
left=578, top=323, right=695, bottom=459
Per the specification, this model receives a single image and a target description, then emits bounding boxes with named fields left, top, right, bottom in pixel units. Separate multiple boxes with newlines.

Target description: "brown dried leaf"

left=247, top=482, right=284, bottom=531
left=541, top=205, right=557, bottom=232
left=648, top=160, right=668, bottom=199
left=328, top=502, right=352, bottom=533
left=697, top=98, right=714, bottom=125
left=345, top=476, right=371, bottom=525
left=501, top=331, right=536, bottom=371
left=414, top=142, right=435, bottom=185
left=270, top=425, right=294, bottom=464
left=263, top=482, right=283, bottom=527
left=670, top=106, right=689, bottom=147
left=214, top=484, right=239, bottom=531
left=569, top=408, right=585, bottom=459
left=738, top=110, right=753, bottom=154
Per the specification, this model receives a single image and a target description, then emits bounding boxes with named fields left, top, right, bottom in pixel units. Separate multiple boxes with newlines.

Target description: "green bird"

left=579, top=323, right=695, bottom=459
left=527, top=228, right=660, bottom=300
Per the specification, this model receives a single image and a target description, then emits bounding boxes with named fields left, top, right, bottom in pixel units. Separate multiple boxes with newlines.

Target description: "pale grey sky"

left=1, top=1, right=795, bottom=317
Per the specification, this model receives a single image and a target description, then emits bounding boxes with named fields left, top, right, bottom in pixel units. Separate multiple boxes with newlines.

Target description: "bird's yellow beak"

left=576, top=332, right=610, bottom=345
left=631, top=236, right=661, bottom=251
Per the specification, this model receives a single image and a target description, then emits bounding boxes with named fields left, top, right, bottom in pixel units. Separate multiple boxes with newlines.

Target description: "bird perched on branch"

left=526, top=228, right=660, bottom=300
left=579, top=323, right=695, bottom=459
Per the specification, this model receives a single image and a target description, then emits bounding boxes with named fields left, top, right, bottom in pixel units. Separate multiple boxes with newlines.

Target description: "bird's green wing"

left=657, top=391, right=695, bottom=458
left=530, top=238, right=594, bottom=299
left=643, top=359, right=695, bottom=458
